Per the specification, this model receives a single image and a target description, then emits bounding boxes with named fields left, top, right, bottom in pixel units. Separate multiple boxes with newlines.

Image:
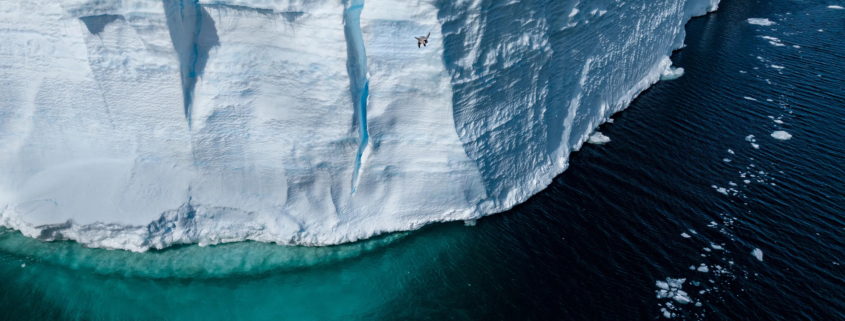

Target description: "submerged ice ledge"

left=0, top=0, right=719, bottom=251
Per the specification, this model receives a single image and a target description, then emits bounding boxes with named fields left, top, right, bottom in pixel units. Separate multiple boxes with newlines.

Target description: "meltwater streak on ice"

left=0, top=0, right=720, bottom=251
left=343, top=0, right=370, bottom=193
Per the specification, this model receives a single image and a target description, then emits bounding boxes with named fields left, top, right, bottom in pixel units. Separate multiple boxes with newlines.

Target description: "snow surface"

left=0, top=0, right=722, bottom=251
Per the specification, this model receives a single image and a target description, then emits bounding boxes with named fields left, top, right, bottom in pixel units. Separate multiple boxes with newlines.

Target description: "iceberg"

left=0, top=0, right=720, bottom=251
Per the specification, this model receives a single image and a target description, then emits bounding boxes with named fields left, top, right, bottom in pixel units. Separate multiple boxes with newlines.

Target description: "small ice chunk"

left=771, top=65, right=785, bottom=69
left=744, top=96, right=758, bottom=101
left=751, top=143, right=760, bottom=149
left=711, top=243, right=723, bottom=250
left=691, top=281, right=700, bottom=286
left=744, top=180, right=751, bottom=184
left=569, top=8, right=579, bottom=17
left=723, top=158, right=731, bottom=162
left=761, top=36, right=785, bottom=46
left=661, top=66, right=686, bottom=80
left=697, top=264, right=710, bottom=272
left=663, top=310, right=672, bottom=318
left=690, top=265, right=696, bottom=270
left=689, top=229, right=697, bottom=234
left=747, top=18, right=776, bottom=26
left=766, top=99, right=773, bottom=102
left=715, top=187, right=728, bottom=195
left=21, top=264, right=26, bottom=268
left=599, top=10, right=607, bottom=16
left=703, top=247, right=712, bottom=252
left=774, top=119, right=783, bottom=124
left=771, top=131, right=792, bottom=140
left=792, top=45, right=800, bottom=49
left=727, top=149, right=734, bottom=154
left=695, top=302, right=702, bottom=307
left=656, top=281, right=670, bottom=290
left=745, top=135, right=756, bottom=142
left=752, top=248, right=764, bottom=261
left=829, top=5, right=844, bottom=9
left=681, top=232, right=691, bottom=238
left=588, top=132, right=611, bottom=145
left=464, top=219, right=477, bottom=226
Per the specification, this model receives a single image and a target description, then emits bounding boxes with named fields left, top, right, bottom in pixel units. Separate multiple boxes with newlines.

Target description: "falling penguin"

left=415, top=32, right=430, bottom=48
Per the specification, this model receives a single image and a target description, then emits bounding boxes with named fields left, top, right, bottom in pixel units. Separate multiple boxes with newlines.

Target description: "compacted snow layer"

left=0, top=0, right=720, bottom=251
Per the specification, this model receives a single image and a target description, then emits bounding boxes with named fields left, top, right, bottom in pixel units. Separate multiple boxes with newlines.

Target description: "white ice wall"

left=0, top=0, right=718, bottom=251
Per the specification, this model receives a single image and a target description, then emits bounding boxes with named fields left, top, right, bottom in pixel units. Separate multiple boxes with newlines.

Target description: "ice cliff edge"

left=0, top=0, right=719, bottom=251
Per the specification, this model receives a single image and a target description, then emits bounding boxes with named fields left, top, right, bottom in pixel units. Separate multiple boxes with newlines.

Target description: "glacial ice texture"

left=0, top=0, right=719, bottom=251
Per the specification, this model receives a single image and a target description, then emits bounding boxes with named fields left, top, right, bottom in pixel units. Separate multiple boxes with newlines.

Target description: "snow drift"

left=0, top=0, right=719, bottom=251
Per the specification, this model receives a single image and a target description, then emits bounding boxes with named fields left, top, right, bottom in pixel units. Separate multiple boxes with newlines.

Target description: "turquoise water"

left=0, top=226, right=439, bottom=320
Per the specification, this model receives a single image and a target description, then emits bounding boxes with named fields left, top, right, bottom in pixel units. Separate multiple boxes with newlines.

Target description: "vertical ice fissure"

left=163, top=0, right=219, bottom=128
left=343, top=0, right=369, bottom=193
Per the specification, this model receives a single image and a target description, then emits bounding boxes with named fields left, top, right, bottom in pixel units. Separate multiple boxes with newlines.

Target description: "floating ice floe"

left=751, top=143, right=760, bottom=149
left=752, top=248, right=764, bottom=261
left=830, top=5, right=844, bottom=9
left=744, top=96, right=758, bottom=101
left=656, top=278, right=691, bottom=305
left=660, top=66, right=685, bottom=80
left=774, top=119, right=783, bottom=124
left=747, top=18, right=776, bottom=26
left=681, top=232, right=691, bottom=238
left=697, top=264, right=709, bottom=272
left=771, top=131, right=792, bottom=140
left=588, top=132, right=611, bottom=145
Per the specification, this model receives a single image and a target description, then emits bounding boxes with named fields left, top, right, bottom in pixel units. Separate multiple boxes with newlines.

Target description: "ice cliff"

left=0, top=0, right=719, bottom=251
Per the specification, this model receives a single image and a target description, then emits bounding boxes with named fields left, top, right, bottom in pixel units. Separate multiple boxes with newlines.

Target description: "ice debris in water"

left=697, top=264, right=710, bottom=272
left=723, top=158, right=731, bottom=162
left=588, top=132, right=611, bottom=145
left=774, top=119, right=783, bottom=124
left=681, top=232, right=691, bottom=238
left=728, top=149, right=735, bottom=155
left=747, top=18, right=776, bottom=26
left=771, top=131, right=792, bottom=140
left=744, top=96, right=758, bottom=101
left=752, top=248, right=764, bottom=261
left=463, top=219, right=477, bottom=226
left=656, top=278, right=691, bottom=305
left=660, top=66, right=685, bottom=80
left=830, top=5, right=844, bottom=9
left=751, top=143, right=760, bottom=149
left=711, top=243, right=723, bottom=250
left=761, top=36, right=785, bottom=47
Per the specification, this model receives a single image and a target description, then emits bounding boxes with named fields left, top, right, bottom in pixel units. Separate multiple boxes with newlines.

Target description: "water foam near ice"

left=0, top=0, right=722, bottom=251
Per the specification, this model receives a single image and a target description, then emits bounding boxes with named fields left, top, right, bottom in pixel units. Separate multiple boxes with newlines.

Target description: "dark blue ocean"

left=2, top=0, right=844, bottom=319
